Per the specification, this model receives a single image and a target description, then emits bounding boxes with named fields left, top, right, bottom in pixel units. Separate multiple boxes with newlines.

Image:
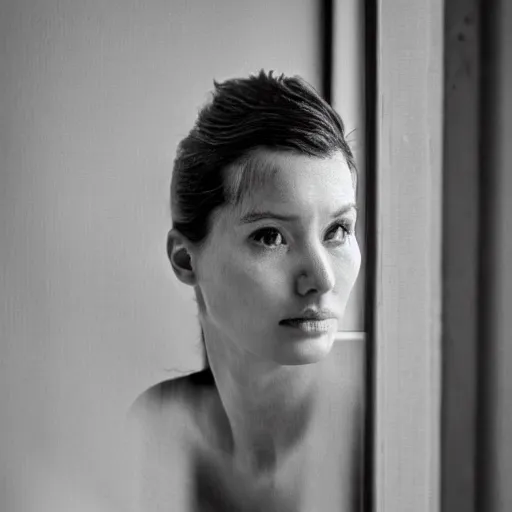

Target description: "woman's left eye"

left=250, top=227, right=287, bottom=248
left=326, top=223, right=351, bottom=243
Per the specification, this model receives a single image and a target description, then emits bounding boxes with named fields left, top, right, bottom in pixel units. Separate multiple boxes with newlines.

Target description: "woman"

left=129, top=70, right=362, bottom=512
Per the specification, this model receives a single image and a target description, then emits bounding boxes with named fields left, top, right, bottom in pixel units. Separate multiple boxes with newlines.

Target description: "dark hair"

left=169, top=69, right=357, bottom=368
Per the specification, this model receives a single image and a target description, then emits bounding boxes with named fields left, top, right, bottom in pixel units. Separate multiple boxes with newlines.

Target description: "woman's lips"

left=280, top=318, right=337, bottom=334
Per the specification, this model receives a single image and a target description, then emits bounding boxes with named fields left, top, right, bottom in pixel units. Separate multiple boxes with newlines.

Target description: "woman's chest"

left=188, top=400, right=361, bottom=512
left=136, top=380, right=362, bottom=511
left=189, top=447, right=303, bottom=512
left=188, top=422, right=360, bottom=512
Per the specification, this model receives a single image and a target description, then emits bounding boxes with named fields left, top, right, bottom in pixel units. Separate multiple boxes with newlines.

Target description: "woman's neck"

left=202, top=327, right=328, bottom=475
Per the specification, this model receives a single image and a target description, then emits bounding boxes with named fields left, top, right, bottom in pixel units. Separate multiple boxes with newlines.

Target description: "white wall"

left=0, top=1, right=336, bottom=510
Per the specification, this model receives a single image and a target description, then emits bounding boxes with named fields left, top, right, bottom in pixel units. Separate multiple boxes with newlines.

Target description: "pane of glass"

left=0, top=0, right=368, bottom=510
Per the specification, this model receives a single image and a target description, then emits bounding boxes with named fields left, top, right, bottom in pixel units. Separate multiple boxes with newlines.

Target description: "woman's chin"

left=272, top=335, right=335, bottom=366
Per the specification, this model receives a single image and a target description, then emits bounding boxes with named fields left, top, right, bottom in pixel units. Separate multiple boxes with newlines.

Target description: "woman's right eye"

left=250, top=227, right=287, bottom=248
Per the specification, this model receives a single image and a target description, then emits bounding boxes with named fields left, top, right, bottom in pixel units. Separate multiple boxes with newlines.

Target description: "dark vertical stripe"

left=441, top=1, right=483, bottom=510
left=321, top=0, right=333, bottom=103
left=476, top=0, right=498, bottom=510
left=363, top=0, right=378, bottom=510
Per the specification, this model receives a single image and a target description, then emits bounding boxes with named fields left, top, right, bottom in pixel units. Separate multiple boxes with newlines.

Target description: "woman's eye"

left=251, top=228, right=286, bottom=248
left=326, top=223, right=351, bottom=244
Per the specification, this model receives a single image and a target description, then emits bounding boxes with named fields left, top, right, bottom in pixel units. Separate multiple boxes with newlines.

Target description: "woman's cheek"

left=334, top=244, right=361, bottom=288
left=348, top=244, right=361, bottom=278
left=342, top=235, right=361, bottom=269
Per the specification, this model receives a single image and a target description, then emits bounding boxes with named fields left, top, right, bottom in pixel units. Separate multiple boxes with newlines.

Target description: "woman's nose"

left=296, top=245, right=336, bottom=296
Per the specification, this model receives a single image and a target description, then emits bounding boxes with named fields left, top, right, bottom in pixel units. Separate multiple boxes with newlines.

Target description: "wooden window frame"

left=364, top=0, right=481, bottom=510
left=371, top=0, right=444, bottom=508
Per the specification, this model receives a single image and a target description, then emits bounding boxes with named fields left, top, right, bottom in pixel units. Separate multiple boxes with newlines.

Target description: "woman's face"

left=193, top=150, right=361, bottom=366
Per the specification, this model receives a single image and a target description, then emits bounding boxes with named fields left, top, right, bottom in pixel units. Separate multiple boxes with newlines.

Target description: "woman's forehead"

left=230, top=150, right=355, bottom=214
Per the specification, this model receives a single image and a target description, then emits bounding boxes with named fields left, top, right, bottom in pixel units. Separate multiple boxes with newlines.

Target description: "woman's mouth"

left=280, top=318, right=337, bottom=334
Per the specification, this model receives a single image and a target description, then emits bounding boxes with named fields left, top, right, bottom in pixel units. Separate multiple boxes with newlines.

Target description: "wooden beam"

left=373, top=0, right=443, bottom=510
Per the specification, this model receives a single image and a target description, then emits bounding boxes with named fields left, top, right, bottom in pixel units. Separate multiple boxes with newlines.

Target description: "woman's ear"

left=167, top=229, right=198, bottom=286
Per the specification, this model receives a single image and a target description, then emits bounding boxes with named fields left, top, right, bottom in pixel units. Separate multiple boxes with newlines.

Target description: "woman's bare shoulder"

left=129, top=368, right=214, bottom=422
left=126, top=370, right=216, bottom=511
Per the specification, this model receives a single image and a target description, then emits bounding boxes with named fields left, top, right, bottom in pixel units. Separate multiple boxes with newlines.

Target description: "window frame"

left=368, top=0, right=444, bottom=510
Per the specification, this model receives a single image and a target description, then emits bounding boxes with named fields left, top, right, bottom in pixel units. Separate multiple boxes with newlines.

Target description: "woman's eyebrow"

left=330, top=203, right=358, bottom=218
left=239, top=203, right=357, bottom=224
